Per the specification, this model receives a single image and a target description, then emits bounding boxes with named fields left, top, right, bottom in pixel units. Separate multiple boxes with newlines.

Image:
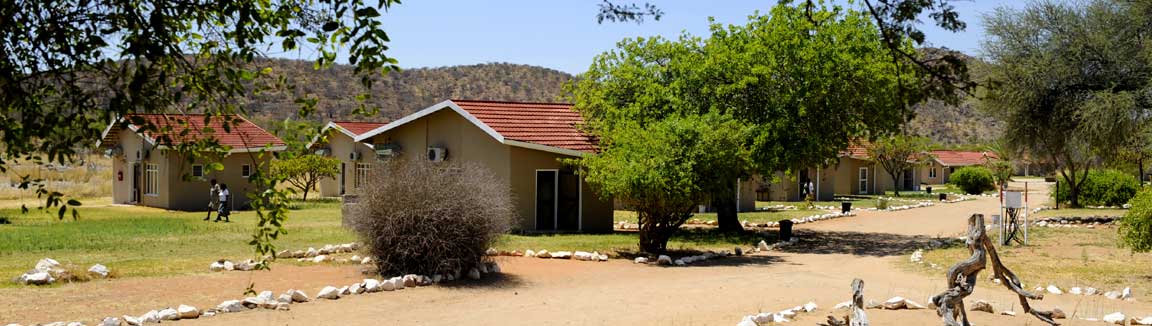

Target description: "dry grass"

left=0, top=155, right=112, bottom=200
left=1035, top=208, right=1127, bottom=218
left=909, top=226, right=1152, bottom=315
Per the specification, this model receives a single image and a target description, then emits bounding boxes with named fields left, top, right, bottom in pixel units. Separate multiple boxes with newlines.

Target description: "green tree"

left=981, top=0, right=1152, bottom=208
left=273, top=155, right=341, bottom=201
left=0, top=0, right=400, bottom=263
left=571, top=3, right=916, bottom=232
left=1121, top=188, right=1152, bottom=253
left=984, top=138, right=1017, bottom=187
left=865, top=135, right=933, bottom=196
left=578, top=113, right=750, bottom=254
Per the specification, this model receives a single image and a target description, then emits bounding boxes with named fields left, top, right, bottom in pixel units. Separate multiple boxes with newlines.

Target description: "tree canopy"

left=981, top=0, right=1152, bottom=207
left=865, top=135, right=933, bottom=196
left=273, top=155, right=341, bottom=201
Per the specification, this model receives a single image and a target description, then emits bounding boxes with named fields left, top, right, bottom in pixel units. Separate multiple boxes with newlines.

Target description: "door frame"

left=339, top=163, right=346, bottom=195
left=858, top=167, right=869, bottom=194
left=534, top=169, right=559, bottom=231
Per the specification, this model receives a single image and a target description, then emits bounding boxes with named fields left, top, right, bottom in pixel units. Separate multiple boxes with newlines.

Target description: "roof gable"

left=332, top=121, right=388, bottom=136
left=99, top=114, right=286, bottom=152
left=355, top=99, right=597, bottom=157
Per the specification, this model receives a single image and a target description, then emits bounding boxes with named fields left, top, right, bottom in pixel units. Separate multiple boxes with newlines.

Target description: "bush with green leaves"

left=1052, top=169, right=1139, bottom=207
left=347, top=160, right=513, bottom=277
left=1121, top=188, right=1152, bottom=252
left=949, top=166, right=996, bottom=195
left=272, top=155, right=341, bottom=201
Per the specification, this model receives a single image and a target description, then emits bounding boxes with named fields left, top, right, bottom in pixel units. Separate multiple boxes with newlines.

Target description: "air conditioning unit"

left=427, top=147, right=447, bottom=162
left=350, top=152, right=361, bottom=161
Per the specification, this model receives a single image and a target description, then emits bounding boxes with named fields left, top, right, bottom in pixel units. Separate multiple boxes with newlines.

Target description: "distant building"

left=307, top=121, right=388, bottom=197
left=97, top=114, right=286, bottom=210
left=921, top=150, right=998, bottom=184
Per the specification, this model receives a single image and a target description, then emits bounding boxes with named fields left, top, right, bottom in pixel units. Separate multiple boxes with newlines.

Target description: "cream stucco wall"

left=315, top=131, right=376, bottom=197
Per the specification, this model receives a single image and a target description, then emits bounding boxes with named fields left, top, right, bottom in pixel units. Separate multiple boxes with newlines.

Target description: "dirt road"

left=7, top=186, right=1149, bottom=325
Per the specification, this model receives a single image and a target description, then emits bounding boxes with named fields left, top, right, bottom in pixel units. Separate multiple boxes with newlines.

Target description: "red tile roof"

left=108, top=114, right=285, bottom=150
left=332, top=121, right=388, bottom=136
left=452, top=100, right=598, bottom=153
left=931, top=150, right=997, bottom=166
left=840, top=140, right=871, bottom=159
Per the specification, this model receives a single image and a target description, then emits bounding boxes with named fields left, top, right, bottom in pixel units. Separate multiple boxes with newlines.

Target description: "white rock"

left=673, top=259, right=685, bottom=266
left=1086, top=287, right=1100, bottom=295
left=360, top=257, right=372, bottom=265
left=1122, top=287, right=1133, bottom=300
left=524, top=249, right=536, bottom=257
left=402, top=274, right=418, bottom=287
left=241, top=297, right=264, bottom=309
left=467, top=268, right=481, bottom=280
left=573, top=251, right=595, bottom=261
left=1104, top=312, right=1126, bottom=324
left=277, top=293, right=293, bottom=304
left=904, top=299, right=927, bottom=310
left=312, top=255, right=328, bottom=263
left=634, top=257, right=649, bottom=264
left=177, top=305, right=200, bottom=319
left=257, top=290, right=274, bottom=301
left=121, top=316, right=141, bottom=326
left=317, top=286, right=341, bottom=299
left=99, top=317, right=120, bottom=326
left=275, top=302, right=290, bottom=311
left=757, top=240, right=770, bottom=251
left=338, top=285, right=350, bottom=295
left=535, top=250, right=551, bottom=258
left=551, top=251, right=572, bottom=259
left=88, top=264, right=110, bottom=278
left=803, top=301, right=818, bottom=312
left=222, top=260, right=235, bottom=271
left=349, top=282, right=364, bottom=294
left=1106, top=291, right=1123, bottom=300
left=209, top=261, right=225, bottom=272
left=21, top=271, right=54, bottom=285
left=1069, top=287, right=1082, bottom=295
left=1046, top=285, right=1063, bottom=295
left=363, top=279, right=381, bottom=292
left=157, top=308, right=179, bottom=321
left=392, top=276, right=405, bottom=289
left=350, top=255, right=361, bottom=262
left=656, top=255, right=673, bottom=265
left=1132, top=316, right=1152, bottom=325
left=289, top=289, right=310, bottom=302
left=883, top=296, right=907, bottom=310
left=380, top=278, right=396, bottom=291
left=737, top=316, right=759, bottom=326
left=305, top=247, right=318, bottom=257
left=834, top=301, right=852, bottom=310
left=778, top=309, right=797, bottom=318
left=35, top=258, right=61, bottom=272
left=216, top=300, right=244, bottom=313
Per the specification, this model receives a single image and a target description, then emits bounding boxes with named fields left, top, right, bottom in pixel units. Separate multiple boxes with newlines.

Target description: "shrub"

left=347, top=160, right=513, bottom=277
left=1121, top=188, right=1152, bottom=253
left=949, top=166, right=996, bottom=195
left=1052, top=169, right=1139, bottom=207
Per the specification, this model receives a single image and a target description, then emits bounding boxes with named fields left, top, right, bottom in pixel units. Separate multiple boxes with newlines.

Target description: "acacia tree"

left=273, top=155, right=340, bottom=201
left=982, top=0, right=1152, bottom=208
left=578, top=113, right=750, bottom=254
left=572, top=3, right=915, bottom=232
left=865, top=135, right=932, bottom=197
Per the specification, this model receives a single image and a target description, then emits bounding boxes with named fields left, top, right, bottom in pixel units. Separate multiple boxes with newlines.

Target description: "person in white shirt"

left=215, top=183, right=231, bottom=223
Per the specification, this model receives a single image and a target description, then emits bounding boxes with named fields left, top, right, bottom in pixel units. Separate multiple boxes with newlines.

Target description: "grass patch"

left=0, top=202, right=357, bottom=287
left=612, top=209, right=825, bottom=224
left=1035, top=208, right=1126, bottom=218
left=910, top=226, right=1152, bottom=296
left=497, top=229, right=764, bottom=254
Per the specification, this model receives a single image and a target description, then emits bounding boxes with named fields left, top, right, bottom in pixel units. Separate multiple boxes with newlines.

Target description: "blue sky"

left=276, top=1, right=1031, bottom=74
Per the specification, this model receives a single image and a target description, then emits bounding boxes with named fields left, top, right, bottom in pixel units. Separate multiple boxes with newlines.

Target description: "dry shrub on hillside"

left=347, top=160, right=513, bottom=276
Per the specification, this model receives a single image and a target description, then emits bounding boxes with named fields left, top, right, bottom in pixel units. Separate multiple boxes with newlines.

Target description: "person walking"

left=215, top=184, right=231, bottom=223
left=204, top=179, right=220, bottom=221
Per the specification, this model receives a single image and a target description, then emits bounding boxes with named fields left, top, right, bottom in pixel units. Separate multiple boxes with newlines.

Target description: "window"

left=145, top=164, right=159, bottom=195
left=857, top=167, right=869, bottom=194
left=241, top=164, right=251, bottom=178
left=191, top=164, right=204, bottom=178
left=355, top=163, right=371, bottom=188
left=929, top=167, right=937, bottom=179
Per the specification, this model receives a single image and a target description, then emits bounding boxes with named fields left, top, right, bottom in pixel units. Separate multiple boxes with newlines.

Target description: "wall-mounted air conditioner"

left=427, top=147, right=447, bottom=162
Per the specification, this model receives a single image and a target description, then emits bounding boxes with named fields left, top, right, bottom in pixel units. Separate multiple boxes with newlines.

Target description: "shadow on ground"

left=436, top=272, right=526, bottom=289
left=775, top=229, right=956, bottom=257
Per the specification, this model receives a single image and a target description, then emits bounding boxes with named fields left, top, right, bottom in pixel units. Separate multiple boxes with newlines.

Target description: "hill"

left=908, top=98, right=1003, bottom=147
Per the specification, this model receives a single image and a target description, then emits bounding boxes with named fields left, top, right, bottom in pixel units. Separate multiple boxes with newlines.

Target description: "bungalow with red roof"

left=921, top=150, right=997, bottom=184
left=306, top=121, right=389, bottom=197
left=353, top=99, right=614, bottom=232
left=755, top=141, right=922, bottom=201
left=97, top=114, right=287, bottom=211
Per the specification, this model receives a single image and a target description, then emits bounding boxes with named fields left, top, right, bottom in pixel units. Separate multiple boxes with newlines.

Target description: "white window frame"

left=144, top=163, right=159, bottom=196
left=241, top=164, right=251, bottom=178
left=929, top=167, right=937, bottom=179
left=355, top=163, right=371, bottom=189
left=858, top=167, right=869, bottom=195
left=191, top=164, right=204, bottom=178
left=534, top=169, right=559, bottom=231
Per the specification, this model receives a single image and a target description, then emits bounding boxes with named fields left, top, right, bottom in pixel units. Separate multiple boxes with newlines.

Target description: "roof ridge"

left=451, top=99, right=572, bottom=106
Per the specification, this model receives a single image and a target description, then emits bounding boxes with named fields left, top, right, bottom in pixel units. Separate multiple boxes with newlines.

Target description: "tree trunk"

left=713, top=193, right=742, bottom=232
left=891, top=172, right=901, bottom=197
left=638, top=223, right=673, bottom=254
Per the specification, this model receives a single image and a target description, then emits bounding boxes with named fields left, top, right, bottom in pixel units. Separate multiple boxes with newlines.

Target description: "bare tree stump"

left=822, top=278, right=869, bottom=326
left=930, top=214, right=1060, bottom=326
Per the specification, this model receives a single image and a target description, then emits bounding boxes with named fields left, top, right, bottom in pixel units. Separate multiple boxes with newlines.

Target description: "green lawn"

left=613, top=208, right=826, bottom=224
left=757, top=199, right=892, bottom=210
left=0, top=202, right=357, bottom=287
left=497, top=229, right=765, bottom=255
left=1034, top=208, right=1127, bottom=218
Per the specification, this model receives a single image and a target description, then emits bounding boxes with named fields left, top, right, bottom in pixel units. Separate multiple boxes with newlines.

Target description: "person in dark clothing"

left=215, top=184, right=231, bottom=222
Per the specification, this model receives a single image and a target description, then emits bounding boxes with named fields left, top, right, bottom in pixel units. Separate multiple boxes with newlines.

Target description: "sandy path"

left=7, top=185, right=1149, bottom=325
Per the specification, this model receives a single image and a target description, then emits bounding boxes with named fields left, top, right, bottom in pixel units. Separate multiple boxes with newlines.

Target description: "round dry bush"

left=347, top=160, right=513, bottom=276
